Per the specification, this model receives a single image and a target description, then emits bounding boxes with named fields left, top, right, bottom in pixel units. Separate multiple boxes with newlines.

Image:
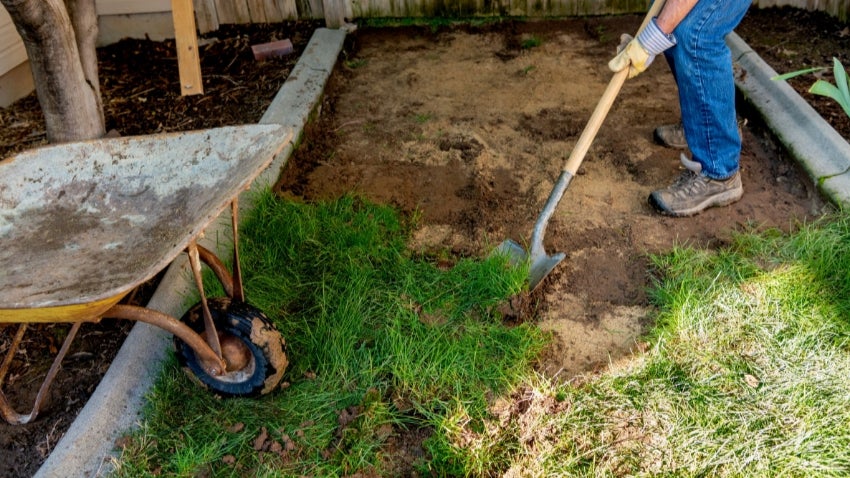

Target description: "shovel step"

left=493, top=240, right=565, bottom=290
left=493, top=240, right=528, bottom=266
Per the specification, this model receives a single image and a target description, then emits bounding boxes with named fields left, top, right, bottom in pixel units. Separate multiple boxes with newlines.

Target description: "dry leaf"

left=253, top=427, right=269, bottom=451
left=270, top=441, right=283, bottom=455
left=114, top=435, right=133, bottom=449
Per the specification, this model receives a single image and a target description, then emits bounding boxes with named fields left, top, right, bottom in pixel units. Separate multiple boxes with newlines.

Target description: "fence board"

left=247, top=0, right=269, bottom=21
left=753, top=0, right=849, bottom=19
left=275, top=0, right=299, bottom=18
left=261, top=0, right=284, bottom=21
left=93, top=0, right=850, bottom=26
left=214, top=0, right=252, bottom=23
left=193, top=0, right=219, bottom=33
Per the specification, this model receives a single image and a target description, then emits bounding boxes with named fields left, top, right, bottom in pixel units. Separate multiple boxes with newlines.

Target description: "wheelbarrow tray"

left=0, top=124, right=290, bottom=316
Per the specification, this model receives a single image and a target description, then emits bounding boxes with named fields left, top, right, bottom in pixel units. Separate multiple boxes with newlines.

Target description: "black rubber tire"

left=174, top=297, right=288, bottom=397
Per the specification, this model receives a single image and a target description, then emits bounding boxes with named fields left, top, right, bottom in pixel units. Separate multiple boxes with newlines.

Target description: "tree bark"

left=1, top=0, right=105, bottom=143
left=65, top=0, right=103, bottom=126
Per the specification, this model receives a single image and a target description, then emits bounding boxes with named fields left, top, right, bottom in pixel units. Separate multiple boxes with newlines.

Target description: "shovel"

left=495, top=0, right=667, bottom=290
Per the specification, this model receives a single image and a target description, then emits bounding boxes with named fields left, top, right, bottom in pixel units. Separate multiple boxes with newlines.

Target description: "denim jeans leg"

left=661, top=0, right=750, bottom=180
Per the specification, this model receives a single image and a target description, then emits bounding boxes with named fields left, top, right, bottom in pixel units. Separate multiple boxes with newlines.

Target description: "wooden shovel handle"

left=562, top=0, right=667, bottom=175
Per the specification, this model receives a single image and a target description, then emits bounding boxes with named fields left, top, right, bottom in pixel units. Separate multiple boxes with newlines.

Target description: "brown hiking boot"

left=654, top=123, right=688, bottom=149
left=649, top=154, right=743, bottom=217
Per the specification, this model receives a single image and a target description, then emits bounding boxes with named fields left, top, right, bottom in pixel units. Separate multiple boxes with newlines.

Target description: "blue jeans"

left=662, top=0, right=751, bottom=180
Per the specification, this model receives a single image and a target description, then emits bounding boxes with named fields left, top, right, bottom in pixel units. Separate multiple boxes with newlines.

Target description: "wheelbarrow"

left=0, top=124, right=292, bottom=425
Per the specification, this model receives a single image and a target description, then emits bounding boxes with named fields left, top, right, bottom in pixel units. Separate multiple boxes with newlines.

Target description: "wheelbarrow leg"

left=231, top=199, right=245, bottom=303
left=0, top=323, right=27, bottom=385
left=0, top=322, right=82, bottom=425
left=187, top=240, right=223, bottom=360
left=196, top=245, right=235, bottom=298
left=192, top=200, right=245, bottom=302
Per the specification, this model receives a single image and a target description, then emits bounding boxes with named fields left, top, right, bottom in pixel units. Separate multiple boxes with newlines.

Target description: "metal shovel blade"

left=494, top=239, right=566, bottom=291
left=493, top=171, right=573, bottom=290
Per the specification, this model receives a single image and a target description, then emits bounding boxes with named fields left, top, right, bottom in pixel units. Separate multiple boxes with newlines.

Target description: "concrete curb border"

left=728, top=32, right=850, bottom=207
left=33, top=26, right=849, bottom=478
left=34, top=28, right=347, bottom=478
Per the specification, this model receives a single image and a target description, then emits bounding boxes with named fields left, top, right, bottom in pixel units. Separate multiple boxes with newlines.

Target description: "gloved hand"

left=608, top=18, right=677, bottom=78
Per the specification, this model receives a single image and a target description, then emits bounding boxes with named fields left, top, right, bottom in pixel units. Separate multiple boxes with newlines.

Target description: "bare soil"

left=1, top=7, right=847, bottom=477
left=276, top=13, right=830, bottom=383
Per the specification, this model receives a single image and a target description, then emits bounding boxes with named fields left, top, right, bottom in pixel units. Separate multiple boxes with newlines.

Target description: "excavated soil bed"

left=277, top=14, right=831, bottom=382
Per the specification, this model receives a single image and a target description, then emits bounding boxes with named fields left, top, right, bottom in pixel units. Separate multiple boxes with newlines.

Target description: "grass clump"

left=110, top=191, right=545, bottom=477
left=445, top=214, right=850, bottom=476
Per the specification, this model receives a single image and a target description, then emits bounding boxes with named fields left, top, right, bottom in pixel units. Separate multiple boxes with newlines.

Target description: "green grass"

left=110, top=191, right=850, bottom=476
left=438, top=214, right=850, bottom=476
left=109, top=192, right=545, bottom=477
left=519, top=36, right=542, bottom=49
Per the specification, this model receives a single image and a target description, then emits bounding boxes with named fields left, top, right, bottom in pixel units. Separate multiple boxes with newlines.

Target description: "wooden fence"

left=753, top=0, right=847, bottom=21
left=191, top=0, right=849, bottom=31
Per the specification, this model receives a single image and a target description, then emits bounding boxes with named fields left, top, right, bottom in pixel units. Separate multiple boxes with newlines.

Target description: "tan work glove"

left=608, top=18, right=677, bottom=79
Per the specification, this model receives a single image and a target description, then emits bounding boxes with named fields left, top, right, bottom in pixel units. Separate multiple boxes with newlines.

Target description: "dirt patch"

left=1, top=7, right=847, bottom=476
left=277, top=16, right=828, bottom=381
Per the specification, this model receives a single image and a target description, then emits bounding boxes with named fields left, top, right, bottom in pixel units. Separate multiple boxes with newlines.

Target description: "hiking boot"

left=649, top=154, right=743, bottom=217
left=654, top=123, right=688, bottom=149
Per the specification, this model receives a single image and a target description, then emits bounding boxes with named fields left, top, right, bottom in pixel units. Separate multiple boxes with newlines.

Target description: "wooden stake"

left=172, top=0, right=204, bottom=96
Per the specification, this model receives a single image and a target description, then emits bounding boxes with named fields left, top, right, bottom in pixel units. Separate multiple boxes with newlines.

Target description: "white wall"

left=1, top=1, right=174, bottom=77
left=0, top=7, right=26, bottom=77
left=0, top=1, right=175, bottom=107
left=96, top=0, right=171, bottom=15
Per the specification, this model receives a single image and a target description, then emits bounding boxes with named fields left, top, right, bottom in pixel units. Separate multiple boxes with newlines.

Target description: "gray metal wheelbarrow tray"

left=0, top=124, right=292, bottom=425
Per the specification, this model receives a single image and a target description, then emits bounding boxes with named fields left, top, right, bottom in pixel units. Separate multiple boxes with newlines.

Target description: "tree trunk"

left=1, top=0, right=105, bottom=143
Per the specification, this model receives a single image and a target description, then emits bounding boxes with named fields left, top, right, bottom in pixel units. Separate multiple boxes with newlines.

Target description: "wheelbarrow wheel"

left=174, top=297, right=288, bottom=397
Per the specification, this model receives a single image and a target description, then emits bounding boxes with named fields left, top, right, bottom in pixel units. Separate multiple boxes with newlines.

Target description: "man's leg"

left=650, top=0, right=750, bottom=216
left=664, top=0, right=750, bottom=180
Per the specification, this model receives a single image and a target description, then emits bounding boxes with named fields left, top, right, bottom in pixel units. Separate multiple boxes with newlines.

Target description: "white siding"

left=95, top=0, right=172, bottom=15
left=1, top=1, right=174, bottom=79
left=0, top=7, right=26, bottom=77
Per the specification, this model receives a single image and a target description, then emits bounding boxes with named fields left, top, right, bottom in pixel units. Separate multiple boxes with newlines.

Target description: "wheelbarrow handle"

left=562, top=0, right=667, bottom=176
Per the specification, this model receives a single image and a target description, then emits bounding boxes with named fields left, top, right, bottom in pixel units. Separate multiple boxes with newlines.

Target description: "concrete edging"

left=728, top=32, right=850, bottom=207
left=33, top=27, right=347, bottom=478
left=33, top=26, right=850, bottom=478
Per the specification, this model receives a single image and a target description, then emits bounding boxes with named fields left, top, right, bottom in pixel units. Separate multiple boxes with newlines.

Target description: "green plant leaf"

left=772, top=67, right=825, bottom=82
left=809, top=80, right=850, bottom=118
left=832, top=57, right=850, bottom=108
